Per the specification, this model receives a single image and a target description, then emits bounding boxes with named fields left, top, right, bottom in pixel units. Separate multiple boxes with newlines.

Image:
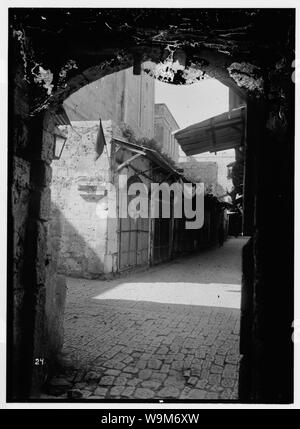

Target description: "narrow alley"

left=45, top=237, right=245, bottom=401
left=9, top=8, right=295, bottom=405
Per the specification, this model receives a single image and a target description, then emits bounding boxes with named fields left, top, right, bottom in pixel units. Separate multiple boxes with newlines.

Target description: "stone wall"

left=50, top=119, right=158, bottom=279
left=10, top=95, right=64, bottom=396
left=50, top=120, right=118, bottom=279
left=63, top=65, right=155, bottom=139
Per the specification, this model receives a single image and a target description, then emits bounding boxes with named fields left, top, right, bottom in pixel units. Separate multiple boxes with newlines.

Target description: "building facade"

left=51, top=68, right=228, bottom=279
left=51, top=120, right=225, bottom=279
left=51, top=68, right=180, bottom=279
left=154, top=103, right=180, bottom=162
left=63, top=65, right=155, bottom=139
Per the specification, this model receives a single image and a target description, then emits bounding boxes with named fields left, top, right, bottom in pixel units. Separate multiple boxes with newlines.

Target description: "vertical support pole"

left=169, top=192, right=174, bottom=259
left=242, top=104, right=256, bottom=236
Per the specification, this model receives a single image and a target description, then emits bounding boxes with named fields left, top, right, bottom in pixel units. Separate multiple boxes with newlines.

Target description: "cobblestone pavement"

left=44, top=238, right=246, bottom=401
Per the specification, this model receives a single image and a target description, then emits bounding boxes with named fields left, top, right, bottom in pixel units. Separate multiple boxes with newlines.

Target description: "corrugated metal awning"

left=114, top=138, right=182, bottom=178
left=175, top=106, right=246, bottom=156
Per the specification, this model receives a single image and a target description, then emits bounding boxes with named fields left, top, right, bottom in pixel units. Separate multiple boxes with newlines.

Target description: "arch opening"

left=8, top=8, right=294, bottom=404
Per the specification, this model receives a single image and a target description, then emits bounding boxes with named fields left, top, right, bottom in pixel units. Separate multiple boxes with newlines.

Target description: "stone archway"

left=8, top=8, right=294, bottom=402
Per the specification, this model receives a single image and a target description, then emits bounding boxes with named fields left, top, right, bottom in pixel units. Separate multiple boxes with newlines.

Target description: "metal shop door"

left=118, top=176, right=149, bottom=272
left=152, top=192, right=173, bottom=264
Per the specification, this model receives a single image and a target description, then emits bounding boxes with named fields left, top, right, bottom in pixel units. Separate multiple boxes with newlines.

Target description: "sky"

left=155, top=78, right=229, bottom=129
left=154, top=76, right=235, bottom=191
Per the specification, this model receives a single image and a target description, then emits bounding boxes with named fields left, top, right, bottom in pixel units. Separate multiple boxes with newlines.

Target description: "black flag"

left=95, top=119, right=106, bottom=161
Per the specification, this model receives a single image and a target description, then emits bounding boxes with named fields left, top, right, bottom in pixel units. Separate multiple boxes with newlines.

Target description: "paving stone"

left=81, top=389, right=93, bottom=398
left=170, top=344, right=180, bottom=353
left=156, top=346, right=169, bottom=355
left=224, top=363, right=237, bottom=372
left=134, top=388, right=155, bottom=399
left=222, top=369, right=237, bottom=379
left=187, top=389, right=207, bottom=399
left=99, top=375, right=115, bottom=386
left=141, top=353, right=152, bottom=360
left=183, top=370, right=191, bottom=378
left=200, top=369, right=210, bottom=380
left=84, top=371, right=101, bottom=382
left=148, top=359, right=162, bottom=370
left=114, top=376, right=128, bottom=386
left=214, top=355, right=225, bottom=366
left=196, top=379, right=208, bottom=389
left=196, top=349, right=206, bottom=359
left=110, top=386, right=125, bottom=396
left=114, top=352, right=128, bottom=362
left=161, top=364, right=170, bottom=373
left=84, top=383, right=98, bottom=392
left=208, top=373, right=222, bottom=386
left=168, top=369, right=181, bottom=377
left=127, top=378, right=141, bottom=387
left=113, top=362, right=126, bottom=370
left=179, top=387, right=192, bottom=400
left=208, top=384, right=224, bottom=393
left=103, top=360, right=126, bottom=370
left=94, top=387, right=108, bottom=396
left=174, top=352, right=185, bottom=360
left=221, top=378, right=235, bottom=388
left=191, top=362, right=203, bottom=371
left=206, top=392, right=219, bottom=400
left=202, top=359, right=211, bottom=370
left=124, top=366, right=139, bottom=374
left=171, top=361, right=183, bottom=370
left=138, top=369, right=152, bottom=380
left=164, top=376, right=185, bottom=389
left=164, top=355, right=175, bottom=364
left=225, top=354, right=240, bottom=364
left=121, top=387, right=135, bottom=397
left=136, top=360, right=147, bottom=370
left=158, top=387, right=180, bottom=398
left=105, top=369, right=121, bottom=376
left=187, top=377, right=198, bottom=386
left=141, top=380, right=161, bottom=390
left=152, top=372, right=168, bottom=382
left=190, top=368, right=201, bottom=377
left=183, top=355, right=194, bottom=369
left=210, top=364, right=223, bottom=374
left=217, top=348, right=227, bottom=356
left=220, top=388, right=233, bottom=399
